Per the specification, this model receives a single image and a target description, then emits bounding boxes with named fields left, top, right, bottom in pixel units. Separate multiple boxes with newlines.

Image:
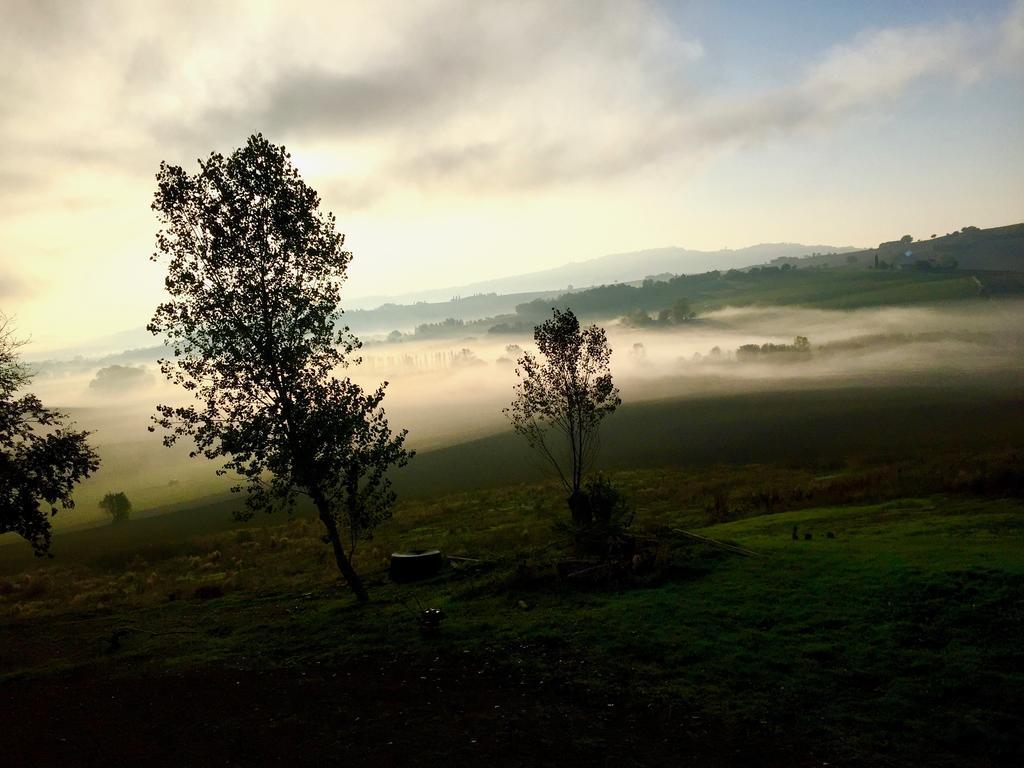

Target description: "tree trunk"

left=311, top=492, right=369, bottom=603
left=568, top=489, right=592, bottom=526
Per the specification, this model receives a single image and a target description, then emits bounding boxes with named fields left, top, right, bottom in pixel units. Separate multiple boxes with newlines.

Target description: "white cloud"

left=0, top=0, right=1018, bottom=204
left=998, top=0, right=1024, bottom=68
left=675, top=11, right=1020, bottom=159
left=0, top=1, right=700, bottom=201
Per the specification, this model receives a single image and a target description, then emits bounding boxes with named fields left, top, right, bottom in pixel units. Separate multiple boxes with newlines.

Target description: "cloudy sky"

left=1, top=0, right=1022, bottom=351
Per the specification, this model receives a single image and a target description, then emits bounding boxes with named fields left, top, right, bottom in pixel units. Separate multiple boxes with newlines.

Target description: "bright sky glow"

left=1, top=0, right=1022, bottom=351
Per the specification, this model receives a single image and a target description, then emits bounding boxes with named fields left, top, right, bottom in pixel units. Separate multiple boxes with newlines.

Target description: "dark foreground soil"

left=1, top=649, right=821, bottom=768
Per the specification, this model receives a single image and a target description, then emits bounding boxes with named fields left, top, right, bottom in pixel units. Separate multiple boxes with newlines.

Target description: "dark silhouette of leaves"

left=148, top=134, right=411, bottom=602
left=0, top=317, right=100, bottom=555
left=505, top=308, right=620, bottom=523
left=99, top=491, right=132, bottom=524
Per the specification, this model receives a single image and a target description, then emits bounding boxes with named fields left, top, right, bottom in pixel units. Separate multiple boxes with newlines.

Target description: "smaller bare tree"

left=505, top=308, right=620, bottom=525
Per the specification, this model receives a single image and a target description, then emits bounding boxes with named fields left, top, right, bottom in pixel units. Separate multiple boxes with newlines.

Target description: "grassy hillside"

left=3, top=362, right=1021, bottom=766
left=347, top=242, right=858, bottom=310
left=506, top=266, right=1019, bottom=331
left=771, top=223, right=1024, bottom=272
left=3, top=378, right=1021, bottom=567
left=3, top=378, right=1022, bottom=570
left=2, top=477, right=1021, bottom=766
left=3, top=362, right=1022, bottom=767
left=397, top=381, right=1024, bottom=496
left=260, top=224, right=1024, bottom=344
left=381, top=224, right=1018, bottom=336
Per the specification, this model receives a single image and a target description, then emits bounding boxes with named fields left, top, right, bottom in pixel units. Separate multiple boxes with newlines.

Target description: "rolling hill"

left=769, top=223, right=1024, bottom=272
left=346, top=242, right=858, bottom=309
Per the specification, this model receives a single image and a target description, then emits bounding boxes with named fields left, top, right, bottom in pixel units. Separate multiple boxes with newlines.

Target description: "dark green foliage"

left=554, top=473, right=635, bottom=557
left=89, top=365, right=150, bottom=393
left=517, top=283, right=640, bottom=323
left=670, top=297, right=695, bottom=322
left=487, top=321, right=532, bottom=334
left=586, top=474, right=632, bottom=530
left=506, top=309, right=620, bottom=524
left=0, top=319, right=99, bottom=555
left=414, top=317, right=464, bottom=338
left=620, top=308, right=656, bottom=328
left=147, top=134, right=411, bottom=601
left=99, top=492, right=132, bottom=524
left=511, top=263, right=1011, bottom=331
left=575, top=474, right=635, bottom=556
left=736, top=335, right=812, bottom=361
left=621, top=296, right=696, bottom=328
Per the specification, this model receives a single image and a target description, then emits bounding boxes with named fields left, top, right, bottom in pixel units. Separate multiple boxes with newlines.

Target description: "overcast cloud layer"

left=1, top=0, right=1022, bottom=349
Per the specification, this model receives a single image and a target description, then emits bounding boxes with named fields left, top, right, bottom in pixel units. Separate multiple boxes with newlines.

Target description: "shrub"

left=558, top=475, right=635, bottom=557
left=18, top=574, right=49, bottom=599
left=587, top=475, right=634, bottom=532
left=750, top=489, right=781, bottom=515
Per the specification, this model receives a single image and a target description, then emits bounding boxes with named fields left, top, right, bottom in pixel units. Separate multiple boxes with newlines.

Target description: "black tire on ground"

left=389, top=550, right=444, bottom=582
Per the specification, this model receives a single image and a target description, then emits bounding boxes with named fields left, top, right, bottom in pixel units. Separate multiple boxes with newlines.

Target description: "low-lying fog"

left=16, top=299, right=1024, bottom=529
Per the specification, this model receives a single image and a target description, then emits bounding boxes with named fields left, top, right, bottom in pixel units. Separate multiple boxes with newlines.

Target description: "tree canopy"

left=0, top=318, right=100, bottom=554
left=99, top=491, right=132, bottom=524
left=506, top=308, right=620, bottom=525
left=671, top=298, right=695, bottom=323
left=147, top=134, right=411, bottom=602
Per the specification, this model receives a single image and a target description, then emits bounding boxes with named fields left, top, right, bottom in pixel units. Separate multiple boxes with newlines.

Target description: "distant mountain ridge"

left=348, top=242, right=859, bottom=309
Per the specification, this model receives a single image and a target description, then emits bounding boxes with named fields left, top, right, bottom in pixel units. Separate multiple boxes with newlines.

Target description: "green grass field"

left=2, top=444, right=1022, bottom=766
left=4, top=379, right=1022, bottom=570
left=3, top=373, right=1023, bottom=767
left=687, top=268, right=988, bottom=311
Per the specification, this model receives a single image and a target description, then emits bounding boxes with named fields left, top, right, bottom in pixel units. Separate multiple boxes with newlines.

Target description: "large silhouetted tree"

left=147, top=134, right=411, bottom=602
left=1, top=317, right=100, bottom=554
left=506, top=308, right=620, bottom=525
